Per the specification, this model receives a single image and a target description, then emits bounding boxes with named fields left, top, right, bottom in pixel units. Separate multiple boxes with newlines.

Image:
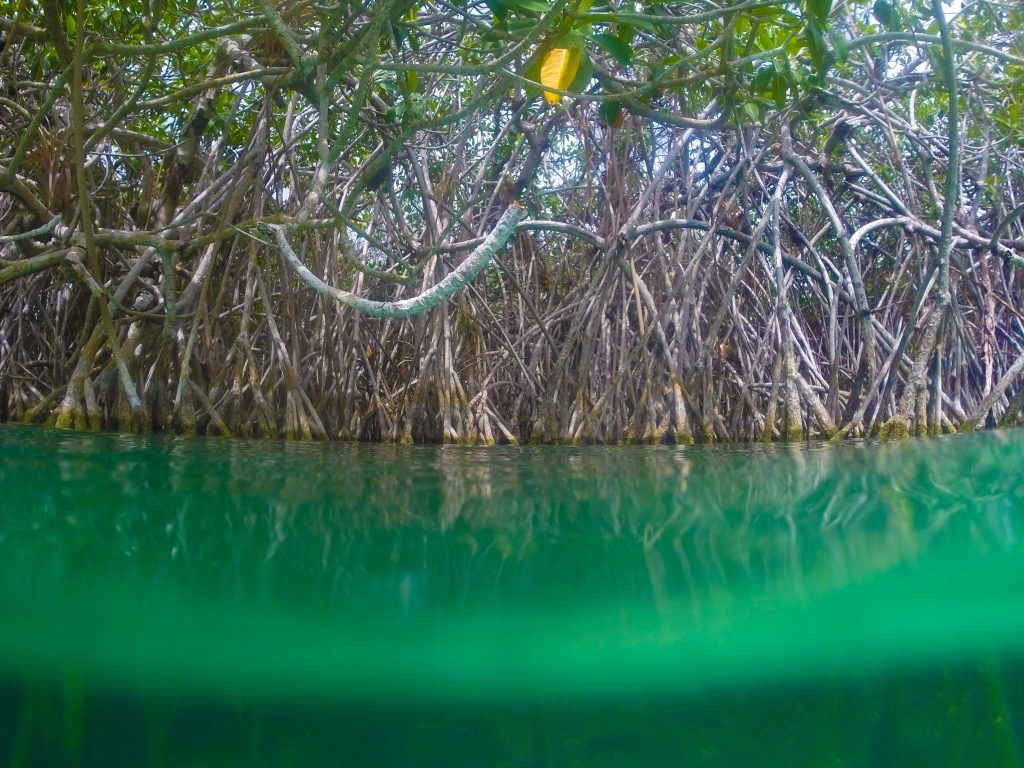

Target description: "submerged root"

left=54, top=396, right=90, bottom=430
left=877, top=418, right=911, bottom=439
left=191, top=382, right=232, bottom=437
left=22, top=387, right=65, bottom=425
left=177, top=386, right=198, bottom=436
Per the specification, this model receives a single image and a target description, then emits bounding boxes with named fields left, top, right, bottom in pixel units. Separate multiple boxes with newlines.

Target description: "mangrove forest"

left=1, top=0, right=1023, bottom=443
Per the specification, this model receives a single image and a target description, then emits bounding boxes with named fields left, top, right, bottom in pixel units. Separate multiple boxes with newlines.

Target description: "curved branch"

left=267, top=204, right=526, bottom=318
left=990, top=203, right=1024, bottom=261
left=0, top=248, right=70, bottom=286
left=517, top=220, right=605, bottom=248
left=95, top=18, right=263, bottom=55
left=849, top=217, right=913, bottom=253
left=0, top=215, right=61, bottom=244
left=848, top=32, right=1024, bottom=66
left=962, top=350, right=1024, bottom=430
left=436, top=216, right=828, bottom=284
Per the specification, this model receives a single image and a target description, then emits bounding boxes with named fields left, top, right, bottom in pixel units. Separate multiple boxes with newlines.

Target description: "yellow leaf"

left=540, top=47, right=580, bottom=104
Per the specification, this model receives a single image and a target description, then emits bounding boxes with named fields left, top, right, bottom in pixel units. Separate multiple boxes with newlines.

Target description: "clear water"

left=1, top=425, right=1022, bottom=766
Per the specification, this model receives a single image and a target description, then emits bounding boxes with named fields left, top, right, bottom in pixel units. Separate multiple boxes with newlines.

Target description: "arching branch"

left=265, top=203, right=526, bottom=318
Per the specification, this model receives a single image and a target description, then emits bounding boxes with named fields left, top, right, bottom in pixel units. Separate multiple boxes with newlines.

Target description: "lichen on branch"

left=265, top=204, right=526, bottom=318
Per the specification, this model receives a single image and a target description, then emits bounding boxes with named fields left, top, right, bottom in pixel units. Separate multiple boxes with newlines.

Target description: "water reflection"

left=2, top=429, right=1022, bottom=618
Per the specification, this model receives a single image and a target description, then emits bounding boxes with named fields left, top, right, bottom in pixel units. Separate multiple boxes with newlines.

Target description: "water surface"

left=1, top=425, right=1022, bottom=765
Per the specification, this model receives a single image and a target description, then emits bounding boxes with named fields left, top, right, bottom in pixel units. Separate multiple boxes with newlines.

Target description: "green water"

left=1, top=425, right=1022, bottom=766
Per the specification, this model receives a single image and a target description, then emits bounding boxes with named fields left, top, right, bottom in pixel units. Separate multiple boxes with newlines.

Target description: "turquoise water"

left=0, top=425, right=1022, bottom=765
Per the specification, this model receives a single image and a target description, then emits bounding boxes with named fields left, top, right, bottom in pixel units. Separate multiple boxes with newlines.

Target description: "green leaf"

left=804, top=19, right=829, bottom=76
left=742, top=102, right=761, bottom=122
left=873, top=0, right=897, bottom=30
left=485, top=0, right=507, bottom=21
left=912, top=0, right=932, bottom=19
left=806, top=0, right=832, bottom=23
left=599, top=99, right=623, bottom=127
left=752, top=62, right=777, bottom=93
left=773, top=72, right=788, bottom=109
left=552, top=31, right=586, bottom=49
left=616, top=26, right=637, bottom=47
left=507, top=0, right=548, bottom=13
left=584, top=13, right=658, bottom=33
left=750, top=3, right=783, bottom=20
left=520, top=46, right=544, bottom=99
left=827, top=28, right=848, bottom=63
left=407, top=28, right=421, bottom=53
left=589, top=32, right=633, bottom=66
left=567, top=49, right=594, bottom=94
